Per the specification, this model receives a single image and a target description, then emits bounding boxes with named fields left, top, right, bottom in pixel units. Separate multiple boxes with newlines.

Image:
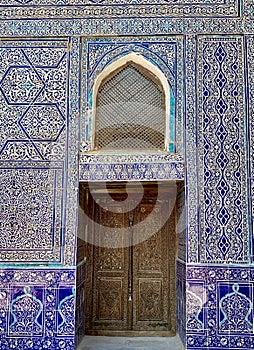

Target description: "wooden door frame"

left=79, top=181, right=178, bottom=337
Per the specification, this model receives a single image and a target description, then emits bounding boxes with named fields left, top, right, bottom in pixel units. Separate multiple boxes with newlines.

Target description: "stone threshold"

left=77, top=335, right=185, bottom=350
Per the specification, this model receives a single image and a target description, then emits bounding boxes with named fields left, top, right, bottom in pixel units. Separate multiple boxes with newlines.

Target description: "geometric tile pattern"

left=187, top=265, right=254, bottom=349
left=0, top=40, right=68, bottom=161
left=197, top=37, right=248, bottom=263
left=0, top=268, right=75, bottom=349
left=0, top=10, right=253, bottom=350
left=0, top=35, right=79, bottom=348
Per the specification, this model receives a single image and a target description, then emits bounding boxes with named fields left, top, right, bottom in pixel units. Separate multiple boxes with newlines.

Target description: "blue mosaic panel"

left=8, top=285, right=44, bottom=337
left=218, top=282, right=253, bottom=333
left=57, top=287, right=75, bottom=336
left=186, top=265, right=254, bottom=350
left=0, top=268, right=75, bottom=349
left=197, top=37, right=248, bottom=263
left=186, top=281, right=205, bottom=333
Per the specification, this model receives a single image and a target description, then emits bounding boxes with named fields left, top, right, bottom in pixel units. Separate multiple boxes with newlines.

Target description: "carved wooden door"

left=132, top=199, right=172, bottom=332
left=84, top=185, right=175, bottom=335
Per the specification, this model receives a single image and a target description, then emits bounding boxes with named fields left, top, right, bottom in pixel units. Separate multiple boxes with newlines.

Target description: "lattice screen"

left=95, top=64, right=165, bottom=151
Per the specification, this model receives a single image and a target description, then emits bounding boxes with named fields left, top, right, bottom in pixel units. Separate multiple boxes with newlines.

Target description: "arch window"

left=93, top=59, right=168, bottom=152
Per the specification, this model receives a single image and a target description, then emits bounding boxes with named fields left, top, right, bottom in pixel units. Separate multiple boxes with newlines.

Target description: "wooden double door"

left=84, top=183, right=176, bottom=336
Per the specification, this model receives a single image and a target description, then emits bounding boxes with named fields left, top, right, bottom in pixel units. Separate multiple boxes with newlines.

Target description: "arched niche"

left=89, top=53, right=172, bottom=152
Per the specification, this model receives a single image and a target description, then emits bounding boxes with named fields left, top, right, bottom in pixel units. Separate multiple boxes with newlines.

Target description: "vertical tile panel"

left=197, top=36, right=248, bottom=263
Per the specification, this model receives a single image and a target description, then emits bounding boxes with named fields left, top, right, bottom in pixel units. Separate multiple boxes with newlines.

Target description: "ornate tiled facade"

left=0, top=1, right=253, bottom=349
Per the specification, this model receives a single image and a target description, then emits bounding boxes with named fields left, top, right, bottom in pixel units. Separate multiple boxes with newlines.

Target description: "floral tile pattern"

left=0, top=167, right=63, bottom=263
left=197, top=37, right=248, bottom=263
left=186, top=265, right=254, bottom=349
left=0, top=269, right=76, bottom=349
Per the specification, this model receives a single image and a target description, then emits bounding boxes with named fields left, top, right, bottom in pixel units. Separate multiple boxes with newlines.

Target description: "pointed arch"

left=90, top=52, right=171, bottom=151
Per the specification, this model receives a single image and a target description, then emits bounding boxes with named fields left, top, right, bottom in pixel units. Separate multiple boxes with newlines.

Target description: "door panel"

left=84, top=184, right=175, bottom=335
left=137, top=279, right=163, bottom=321
left=90, top=198, right=130, bottom=331
left=132, top=200, right=170, bottom=331
left=98, top=278, right=124, bottom=320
